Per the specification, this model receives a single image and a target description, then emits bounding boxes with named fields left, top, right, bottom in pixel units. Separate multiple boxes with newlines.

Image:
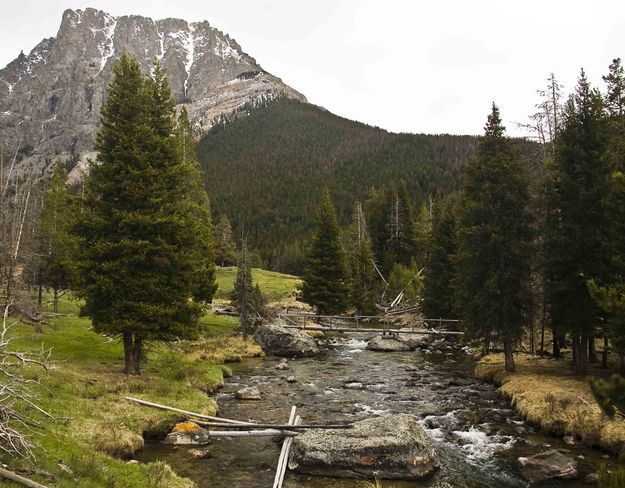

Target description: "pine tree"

left=231, top=238, right=254, bottom=338
left=545, top=70, right=609, bottom=373
left=214, top=214, right=237, bottom=267
left=422, top=196, right=457, bottom=319
left=177, top=106, right=218, bottom=302
left=74, top=55, right=214, bottom=374
left=454, top=104, right=532, bottom=371
left=300, top=188, right=349, bottom=314
left=346, top=202, right=378, bottom=315
left=38, top=161, right=77, bottom=312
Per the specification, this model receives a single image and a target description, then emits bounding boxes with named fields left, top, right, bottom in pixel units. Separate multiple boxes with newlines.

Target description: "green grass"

left=476, top=353, right=625, bottom=457
left=215, top=266, right=301, bottom=301
left=1, top=296, right=262, bottom=487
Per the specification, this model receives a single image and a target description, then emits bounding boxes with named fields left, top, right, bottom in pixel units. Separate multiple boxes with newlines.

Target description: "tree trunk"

left=37, top=267, right=43, bottom=308
left=503, top=338, right=515, bottom=372
left=552, top=326, right=561, bottom=358
left=589, top=335, right=598, bottom=363
left=123, top=330, right=135, bottom=375
left=482, top=336, right=490, bottom=357
left=602, top=335, right=609, bottom=369
left=53, top=287, right=58, bottom=313
left=540, top=320, right=545, bottom=358
left=575, top=335, right=588, bottom=374
left=132, top=335, right=143, bottom=375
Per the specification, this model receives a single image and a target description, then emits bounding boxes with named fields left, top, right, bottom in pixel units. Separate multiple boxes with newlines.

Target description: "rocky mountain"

left=0, top=8, right=305, bottom=183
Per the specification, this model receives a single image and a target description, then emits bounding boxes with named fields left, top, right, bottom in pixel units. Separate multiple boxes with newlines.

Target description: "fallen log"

left=281, top=325, right=464, bottom=335
left=207, top=429, right=298, bottom=438
left=273, top=406, right=297, bottom=488
left=124, top=396, right=255, bottom=425
left=193, top=420, right=351, bottom=430
left=0, top=467, right=48, bottom=488
left=275, top=414, right=301, bottom=488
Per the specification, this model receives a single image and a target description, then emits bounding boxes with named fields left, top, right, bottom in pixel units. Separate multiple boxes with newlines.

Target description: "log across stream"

left=136, top=335, right=615, bottom=487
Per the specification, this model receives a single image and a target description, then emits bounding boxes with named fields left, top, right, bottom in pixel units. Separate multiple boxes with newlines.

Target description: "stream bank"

left=476, top=353, right=625, bottom=457
left=137, top=334, right=623, bottom=487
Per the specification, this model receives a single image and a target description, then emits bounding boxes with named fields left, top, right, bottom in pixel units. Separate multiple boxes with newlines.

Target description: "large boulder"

left=163, top=421, right=210, bottom=445
left=289, top=413, right=439, bottom=480
left=518, top=450, right=578, bottom=482
left=397, top=332, right=433, bottom=349
left=253, top=320, right=320, bottom=357
left=366, top=335, right=412, bottom=351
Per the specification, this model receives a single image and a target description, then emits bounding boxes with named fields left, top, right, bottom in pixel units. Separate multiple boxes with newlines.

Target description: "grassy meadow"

left=0, top=289, right=264, bottom=487
left=214, top=266, right=301, bottom=302
left=476, top=353, right=625, bottom=457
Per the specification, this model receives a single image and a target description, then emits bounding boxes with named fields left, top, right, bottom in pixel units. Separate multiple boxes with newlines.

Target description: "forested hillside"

left=197, top=98, right=479, bottom=270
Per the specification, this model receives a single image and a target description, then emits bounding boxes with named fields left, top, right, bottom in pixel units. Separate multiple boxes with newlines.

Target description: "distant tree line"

left=422, top=60, right=625, bottom=378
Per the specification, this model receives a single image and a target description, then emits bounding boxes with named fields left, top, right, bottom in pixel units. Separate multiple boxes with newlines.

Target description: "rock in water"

left=253, top=320, right=320, bottom=357
left=235, top=386, right=261, bottom=400
left=289, top=413, right=439, bottom=480
left=397, top=332, right=433, bottom=349
left=366, top=335, right=412, bottom=352
left=518, top=450, right=578, bottom=482
left=163, top=421, right=210, bottom=445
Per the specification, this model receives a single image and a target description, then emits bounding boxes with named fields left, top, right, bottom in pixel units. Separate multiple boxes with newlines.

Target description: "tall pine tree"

left=422, top=196, right=457, bottom=319
left=545, top=70, right=608, bottom=373
left=454, top=104, right=532, bottom=371
left=300, top=188, right=349, bottom=314
left=38, top=161, right=77, bottom=312
left=231, top=238, right=254, bottom=338
left=74, top=55, right=215, bottom=374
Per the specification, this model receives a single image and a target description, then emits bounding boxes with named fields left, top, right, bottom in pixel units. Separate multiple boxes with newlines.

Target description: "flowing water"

left=137, top=334, right=617, bottom=487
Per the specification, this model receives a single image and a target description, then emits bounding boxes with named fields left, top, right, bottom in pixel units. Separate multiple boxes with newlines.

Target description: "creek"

left=137, top=334, right=615, bottom=487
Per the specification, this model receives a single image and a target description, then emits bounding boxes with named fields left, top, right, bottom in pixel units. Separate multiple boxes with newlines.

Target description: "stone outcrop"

left=235, top=386, right=261, bottom=400
left=517, top=450, right=578, bottom=482
left=366, top=335, right=412, bottom=352
left=0, top=7, right=306, bottom=184
left=289, top=413, right=440, bottom=480
left=253, top=319, right=320, bottom=357
left=163, top=421, right=210, bottom=445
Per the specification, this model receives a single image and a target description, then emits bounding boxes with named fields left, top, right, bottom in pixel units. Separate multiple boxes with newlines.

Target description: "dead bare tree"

left=0, top=302, right=52, bottom=461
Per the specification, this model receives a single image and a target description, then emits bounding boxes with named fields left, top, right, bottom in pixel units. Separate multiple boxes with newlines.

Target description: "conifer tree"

left=300, top=188, right=349, bottom=314
left=454, top=104, right=532, bottom=371
left=214, top=214, right=237, bottom=267
left=38, top=161, right=77, bottom=312
left=545, top=70, right=608, bottom=373
left=231, top=238, right=255, bottom=338
left=422, top=197, right=457, bottom=319
left=177, top=106, right=218, bottom=302
left=74, top=55, right=215, bottom=374
left=346, top=202, right=377, bottom=315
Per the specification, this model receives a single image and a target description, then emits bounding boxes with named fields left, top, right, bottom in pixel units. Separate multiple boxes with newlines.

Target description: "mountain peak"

left=0, top=8, right=305, bottom=183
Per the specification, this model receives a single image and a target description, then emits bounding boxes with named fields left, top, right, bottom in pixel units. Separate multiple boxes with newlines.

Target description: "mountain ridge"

left=0, top=7, right=305, bottom=183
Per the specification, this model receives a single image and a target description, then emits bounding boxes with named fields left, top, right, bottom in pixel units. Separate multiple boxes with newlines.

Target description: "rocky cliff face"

left=0, top=8, right=305, bottom=182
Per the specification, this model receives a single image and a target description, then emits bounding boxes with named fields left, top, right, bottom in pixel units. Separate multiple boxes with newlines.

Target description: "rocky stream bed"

left=136, top=332, right=620, bottom=487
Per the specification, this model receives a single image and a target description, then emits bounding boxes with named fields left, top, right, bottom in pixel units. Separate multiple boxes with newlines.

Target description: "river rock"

left=275, top=360, right=290, bottom=370
left=366, top=335, right=412, bottom=352
left=289, top=413, right=440, bottom=479
left=518, top=449, right=578, bottom=482
left=584, top=473, right=599, bottom=485
left=563, top=435, right=575, bottom=446
left=189, top=448, right=212, bottom=459
left=397, top=332, right=433, bottom=349
left=286, top=376, right=297, bottom=383
left=235, top=386, right=261, bottom=400
left=163, top=421, right=210, bottom=445
left=253, top=320, right=320, bottom=357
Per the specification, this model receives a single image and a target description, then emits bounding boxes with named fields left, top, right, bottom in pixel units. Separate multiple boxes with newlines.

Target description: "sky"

left=1, top=0, right=624, bottom=137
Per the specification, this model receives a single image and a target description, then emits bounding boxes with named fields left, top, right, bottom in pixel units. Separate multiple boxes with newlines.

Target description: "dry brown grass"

left=476, top=353, right=625, bottom=456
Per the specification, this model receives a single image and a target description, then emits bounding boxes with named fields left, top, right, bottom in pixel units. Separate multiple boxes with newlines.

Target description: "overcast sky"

left=2, top=0, right=624, bottom=136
